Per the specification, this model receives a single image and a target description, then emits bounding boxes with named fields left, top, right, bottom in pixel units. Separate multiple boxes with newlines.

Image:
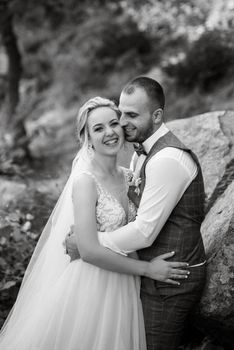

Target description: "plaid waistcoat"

left=137, top=131, right=206, bottom=265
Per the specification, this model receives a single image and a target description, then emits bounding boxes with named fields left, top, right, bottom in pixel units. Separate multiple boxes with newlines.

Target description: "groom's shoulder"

left=163, top=130, right=188, bottom=149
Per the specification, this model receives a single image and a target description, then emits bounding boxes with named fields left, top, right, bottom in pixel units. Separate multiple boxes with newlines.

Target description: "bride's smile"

left=103, top=137, right=119, bottom=146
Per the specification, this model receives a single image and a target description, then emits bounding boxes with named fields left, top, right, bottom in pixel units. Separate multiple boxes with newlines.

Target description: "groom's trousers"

left=140, top=263, right=206, bottom=350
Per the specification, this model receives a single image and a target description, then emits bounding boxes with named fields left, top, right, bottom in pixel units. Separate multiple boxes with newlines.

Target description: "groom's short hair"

left=122, top=76, right=165, bottom=111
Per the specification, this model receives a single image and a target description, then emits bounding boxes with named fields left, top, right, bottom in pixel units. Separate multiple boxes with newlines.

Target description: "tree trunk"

left=1, top=11, right=22, bottom=124
left=0, top=4, right=32, bottom=163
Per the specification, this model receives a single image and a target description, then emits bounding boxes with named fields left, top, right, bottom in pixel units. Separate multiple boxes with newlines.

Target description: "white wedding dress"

left=0, top=170, right=146, bottom=350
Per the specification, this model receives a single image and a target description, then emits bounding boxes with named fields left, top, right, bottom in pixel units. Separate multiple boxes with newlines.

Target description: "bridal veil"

left=0, top=149, right=88, bottom=339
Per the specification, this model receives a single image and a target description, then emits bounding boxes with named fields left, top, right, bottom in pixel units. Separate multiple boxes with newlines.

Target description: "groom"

left=66, top=77, right=206, bottom=349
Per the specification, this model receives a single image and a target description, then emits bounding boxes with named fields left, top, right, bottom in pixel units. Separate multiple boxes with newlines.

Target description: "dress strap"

left=77, top=168, right=132, bottom=198
left=76, top=171, right=102, bottom=196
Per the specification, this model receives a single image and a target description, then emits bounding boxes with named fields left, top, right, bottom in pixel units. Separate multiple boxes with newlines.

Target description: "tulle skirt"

left=0, top=259, right=146, bottom=350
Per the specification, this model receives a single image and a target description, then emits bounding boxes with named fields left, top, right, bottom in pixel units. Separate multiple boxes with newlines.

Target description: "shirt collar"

left=142, top=123, right=169, bottom=154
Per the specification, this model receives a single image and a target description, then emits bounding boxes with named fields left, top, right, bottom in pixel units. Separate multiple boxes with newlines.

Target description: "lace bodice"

left=81, top=168, right=137, bottom=232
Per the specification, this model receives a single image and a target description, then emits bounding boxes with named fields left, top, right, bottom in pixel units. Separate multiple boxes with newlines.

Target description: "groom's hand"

left=64, top=226, right=80, bottom=261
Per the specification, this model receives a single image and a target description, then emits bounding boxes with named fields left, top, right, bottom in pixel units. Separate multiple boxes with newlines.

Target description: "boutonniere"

left=129, top=173, right=142, bottom=196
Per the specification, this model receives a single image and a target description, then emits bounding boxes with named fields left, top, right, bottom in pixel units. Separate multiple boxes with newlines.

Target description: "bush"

left=51, top=10, right=153, bottom=105
left=165, top=30, right=234, bottom=91
left=93, top=17, right=152, bottom=72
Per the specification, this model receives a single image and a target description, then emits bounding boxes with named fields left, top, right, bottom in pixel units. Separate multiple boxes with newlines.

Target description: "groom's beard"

left=122, top=122, right=154, bottom=143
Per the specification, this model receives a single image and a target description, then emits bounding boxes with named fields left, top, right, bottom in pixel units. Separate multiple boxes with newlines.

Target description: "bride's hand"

left=64, top=227, right=80, bottom=261
left=146, top=252, right=190, bottom=285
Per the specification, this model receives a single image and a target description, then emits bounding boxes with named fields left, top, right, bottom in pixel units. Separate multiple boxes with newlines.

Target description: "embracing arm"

left=71, top=174, right=188, bottom=283
left=99, top=154, right=196, bottom=254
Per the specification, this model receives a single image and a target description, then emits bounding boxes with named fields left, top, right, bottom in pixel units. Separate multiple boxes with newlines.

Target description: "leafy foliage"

left=94, top=17, right=152, bottom=72
left=0, top=179, right=59, bottom=328
left=164, top=30, right=234, bottom=91
left=0, top=210, right=38, bottom=327
left=125, top=0, right=212, bottom=39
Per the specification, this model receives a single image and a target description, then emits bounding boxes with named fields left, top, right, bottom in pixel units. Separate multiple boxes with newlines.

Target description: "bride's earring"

left=87, top=143, right=94, bottom=158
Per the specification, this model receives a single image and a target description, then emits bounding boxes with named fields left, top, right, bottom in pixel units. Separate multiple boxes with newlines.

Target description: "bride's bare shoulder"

left=73, top=171, right=97, bottom=197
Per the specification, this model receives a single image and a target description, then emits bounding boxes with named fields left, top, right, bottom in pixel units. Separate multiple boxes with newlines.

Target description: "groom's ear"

left=152, top=108, right=163, bottom=125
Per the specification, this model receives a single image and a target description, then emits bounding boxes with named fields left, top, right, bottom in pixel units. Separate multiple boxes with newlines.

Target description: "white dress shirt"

left=98, top=123, right=198, bottom=255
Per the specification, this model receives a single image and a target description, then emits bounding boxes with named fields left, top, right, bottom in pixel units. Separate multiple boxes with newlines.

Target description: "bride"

left=0, top=97, right=189, bottom=350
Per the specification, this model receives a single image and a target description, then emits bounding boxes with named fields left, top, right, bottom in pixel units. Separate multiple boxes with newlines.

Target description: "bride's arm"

left=72, top=174, right=189, bottom=284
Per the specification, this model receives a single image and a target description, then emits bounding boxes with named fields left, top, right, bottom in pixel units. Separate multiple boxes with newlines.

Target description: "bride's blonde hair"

left=77, top=96, right=120, bottom=150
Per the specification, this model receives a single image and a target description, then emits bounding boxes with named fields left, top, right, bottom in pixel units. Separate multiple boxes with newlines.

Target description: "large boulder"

left=167, top=111, right=234, bottom=205
left=168, top=111, right=234, bottom=347
left=198, top=181, right=234, bottom=348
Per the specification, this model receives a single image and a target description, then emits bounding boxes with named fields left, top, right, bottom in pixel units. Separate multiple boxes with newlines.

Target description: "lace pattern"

left=79, top=167, right=137, bottom=232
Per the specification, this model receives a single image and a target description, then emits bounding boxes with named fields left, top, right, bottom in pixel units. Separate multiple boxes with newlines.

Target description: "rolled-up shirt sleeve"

left=98, top=151, right=197, bottom=255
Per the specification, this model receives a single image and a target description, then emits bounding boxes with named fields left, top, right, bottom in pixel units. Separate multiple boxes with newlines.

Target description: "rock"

left=26, top=108, right=76, bottom=159
left=21, top=221, right=32, bottom=232
left=0, top=237, right=7, bottom=246
left=33, top=177, right=66, bottom=198
left=200, top=181, right=234, bottom=316
left=11, top=227, right=23, bottom=242
left=25, top=213, right=34, bottom=221
left=0, top=179, right=27, bottom=209
left=167, top=111, right=234, bottom=347
left=167, top=111, right=234, bottom=205
left=192, top=181, right=234, bottom=348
